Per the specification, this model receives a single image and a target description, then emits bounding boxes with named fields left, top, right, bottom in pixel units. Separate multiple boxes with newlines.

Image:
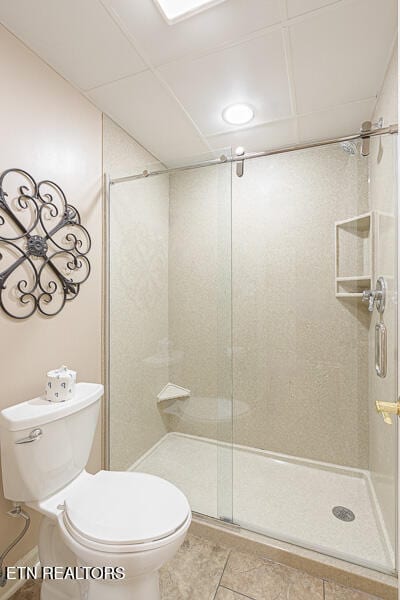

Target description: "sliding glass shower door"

left=108, top=153, right=234, bottom=523
left=230, top=135, right=398, bottom=574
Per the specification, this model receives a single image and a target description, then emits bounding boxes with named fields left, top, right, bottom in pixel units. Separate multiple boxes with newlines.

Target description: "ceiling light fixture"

left=154, top=0, right=227, bottom=25
left=222, top=103, right=254, bottom=126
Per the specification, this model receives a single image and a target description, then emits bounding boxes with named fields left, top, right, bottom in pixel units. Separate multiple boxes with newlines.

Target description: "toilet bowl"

left=0, top=383, right=191, bottom=600
left=58, top=470, right=191, bottom=600
left=32, top=469, right=191, bottom=600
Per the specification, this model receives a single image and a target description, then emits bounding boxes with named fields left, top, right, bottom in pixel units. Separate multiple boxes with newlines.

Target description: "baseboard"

left=0, top=547, right=39, bottom=600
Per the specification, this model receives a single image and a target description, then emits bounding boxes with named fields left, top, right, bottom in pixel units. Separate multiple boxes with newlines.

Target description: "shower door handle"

left=375, top=400, right=400, bottom=425
left=375, top=322, right=387, bottom=378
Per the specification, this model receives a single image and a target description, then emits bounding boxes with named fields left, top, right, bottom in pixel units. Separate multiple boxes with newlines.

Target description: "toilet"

left=0, top=383, right=191, bottom=600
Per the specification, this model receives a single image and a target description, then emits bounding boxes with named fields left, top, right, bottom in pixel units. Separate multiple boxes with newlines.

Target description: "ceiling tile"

left=287, top=0, right=340, bottom=19
left=159, top=31, right=292, bottom=136
left=298, top=98, right=376, bottom=142
left=0, top=0, right=146, bottom=90
left=290, top=0, right=397, bottom=114
left=0, top=0, right=395, bottom=167
left=88, top=70, right=209, bottom=165
left=104, top=0, right=283, bottom=66
left=207, top=118, right=299, bottom=153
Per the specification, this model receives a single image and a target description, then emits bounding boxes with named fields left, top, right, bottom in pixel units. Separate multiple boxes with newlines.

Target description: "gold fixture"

left=375, top=400, right=400, bottom=425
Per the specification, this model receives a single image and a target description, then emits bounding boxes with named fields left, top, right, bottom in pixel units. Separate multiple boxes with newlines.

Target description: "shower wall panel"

left=232, top=146, right=370, bottom=468
left=105, top=116, right=169, bottom=469
left=166, top=165, right=232, bottom=441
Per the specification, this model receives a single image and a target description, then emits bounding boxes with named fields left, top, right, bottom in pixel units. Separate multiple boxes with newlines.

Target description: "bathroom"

left=0, top=0, right=398, bottom=599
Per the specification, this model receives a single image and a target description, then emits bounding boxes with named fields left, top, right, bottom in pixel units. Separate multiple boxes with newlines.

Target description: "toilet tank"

left=0, top=383, right=103, bottom=502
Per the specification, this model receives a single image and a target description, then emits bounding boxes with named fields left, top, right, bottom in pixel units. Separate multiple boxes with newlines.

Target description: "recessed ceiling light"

left=153, top=0, right=227, bottom=25
left=222, top=104, right=254, bottom=126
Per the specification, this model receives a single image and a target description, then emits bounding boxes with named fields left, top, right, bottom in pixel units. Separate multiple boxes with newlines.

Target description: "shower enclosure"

left=105, top=125, right=398, bottom=576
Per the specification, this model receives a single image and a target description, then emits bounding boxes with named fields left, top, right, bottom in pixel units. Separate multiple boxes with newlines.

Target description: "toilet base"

left=38, top=518, right=80, bottom=600
left=40, top=572, right=160, bottom=600
left=40, top=579, right=78, bottom=600
left=37, top=518, right=162, bottom=600
left=37, top=516, right=176, bottom=600
left=86, top=572, right=160, bottom=600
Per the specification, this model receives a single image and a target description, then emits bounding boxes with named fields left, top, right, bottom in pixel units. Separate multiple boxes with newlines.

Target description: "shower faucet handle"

left=361, top=289, right=376, bottom=311
left=361, top=278, right=386, bottom=313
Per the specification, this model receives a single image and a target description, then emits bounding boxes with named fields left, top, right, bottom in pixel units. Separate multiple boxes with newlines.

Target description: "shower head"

left=340, top=141, right=358, bottom=155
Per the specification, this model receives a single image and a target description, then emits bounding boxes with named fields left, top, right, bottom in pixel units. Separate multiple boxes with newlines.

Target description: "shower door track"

left=109, top=123, right=398, bottom=185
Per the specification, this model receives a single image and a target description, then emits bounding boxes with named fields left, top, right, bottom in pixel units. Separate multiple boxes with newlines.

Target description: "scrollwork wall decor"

left=0, top=168, right=91, bottom=319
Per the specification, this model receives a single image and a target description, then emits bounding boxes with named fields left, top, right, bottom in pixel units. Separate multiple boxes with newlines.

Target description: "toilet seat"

left=61, top=470, right=190, bottom=552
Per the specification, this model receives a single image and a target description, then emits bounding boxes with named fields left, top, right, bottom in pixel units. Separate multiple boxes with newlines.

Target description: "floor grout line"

left=219, top=584, right=258, bottom=599
left=212, top=548, right=232, bottom=600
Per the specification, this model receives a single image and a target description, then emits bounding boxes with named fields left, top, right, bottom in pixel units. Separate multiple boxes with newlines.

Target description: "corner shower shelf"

left=157, top=383, right=191, bottom=403
left=335, top=212, right=374, bottom=298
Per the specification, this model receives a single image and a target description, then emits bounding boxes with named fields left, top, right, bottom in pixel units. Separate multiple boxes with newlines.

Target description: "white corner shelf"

left=157, top=383, right=191, bottom=403
left=335, top=212, right=374, bottom=299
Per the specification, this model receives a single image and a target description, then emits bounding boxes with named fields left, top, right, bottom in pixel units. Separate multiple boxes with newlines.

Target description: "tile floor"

left=10, top=534, right=382, bottom=600
left=133, top=433, right=394, bottom=571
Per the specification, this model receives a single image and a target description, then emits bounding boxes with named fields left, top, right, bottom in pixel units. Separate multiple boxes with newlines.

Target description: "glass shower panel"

left=108, top=169, right=170, bottom=473
left=162, top=160, right=233, bottom=522
left=231, top=137, right=397, bottom=574
left=108, top=156, right=233, bottom=522
left=367, top=133, right=397, bottom=569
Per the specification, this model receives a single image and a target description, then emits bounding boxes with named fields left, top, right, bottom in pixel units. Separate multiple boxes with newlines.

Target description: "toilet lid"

left=63, top=470, right=190, bottom=545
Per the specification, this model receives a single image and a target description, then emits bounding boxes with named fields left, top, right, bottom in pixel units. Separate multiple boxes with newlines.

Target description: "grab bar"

left=375, top=322, right=387, bottom=378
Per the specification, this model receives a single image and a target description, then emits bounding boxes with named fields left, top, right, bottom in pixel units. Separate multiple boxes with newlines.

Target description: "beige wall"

left=0, top=24, right=103, bottom=592
left=104, top=116, right=169, bottom=470
left=368, top=47, right=398, bottom=554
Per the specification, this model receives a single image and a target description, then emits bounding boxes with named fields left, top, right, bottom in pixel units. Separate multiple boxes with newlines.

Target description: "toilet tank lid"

left=0, top=383, right=104, bottom=431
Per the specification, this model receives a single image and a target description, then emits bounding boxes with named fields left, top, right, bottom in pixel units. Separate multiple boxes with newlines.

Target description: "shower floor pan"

left=131, top=432, right=394, bottom=573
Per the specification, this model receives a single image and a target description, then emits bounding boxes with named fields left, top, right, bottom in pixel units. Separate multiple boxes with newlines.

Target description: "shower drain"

left=332, top=506, right=355, bottom=522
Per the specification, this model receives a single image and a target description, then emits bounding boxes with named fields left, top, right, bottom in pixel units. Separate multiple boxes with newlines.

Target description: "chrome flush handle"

left=15, top=428, right=43, bottom=444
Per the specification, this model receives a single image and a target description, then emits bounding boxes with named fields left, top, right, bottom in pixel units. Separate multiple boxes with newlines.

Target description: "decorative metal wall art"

left=0, top=169, right=91, bottom=319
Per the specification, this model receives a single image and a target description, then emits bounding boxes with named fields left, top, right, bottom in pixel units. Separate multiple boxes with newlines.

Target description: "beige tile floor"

left=10, top=534, right=381, bottom=600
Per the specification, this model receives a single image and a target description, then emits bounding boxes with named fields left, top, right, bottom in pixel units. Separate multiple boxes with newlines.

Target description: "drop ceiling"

left=0, top=0, right=396, bottom=166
